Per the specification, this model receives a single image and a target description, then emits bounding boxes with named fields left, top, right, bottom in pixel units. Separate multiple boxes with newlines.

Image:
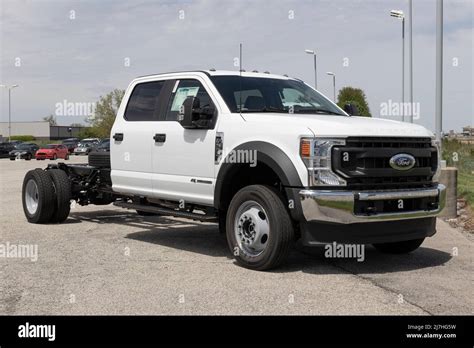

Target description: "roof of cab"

left=135, top=70, right=295, bottom=81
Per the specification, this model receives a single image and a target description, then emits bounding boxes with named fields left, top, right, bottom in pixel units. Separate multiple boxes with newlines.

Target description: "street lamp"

left=390, top=9, right=405, bottom=122
left=326, top=72, right=336, bottom=101
left=0, top=84, right=19, bottom=142
left=435, top=0, right=443, bottom=141
left=305, top=49, right=317, bottom=89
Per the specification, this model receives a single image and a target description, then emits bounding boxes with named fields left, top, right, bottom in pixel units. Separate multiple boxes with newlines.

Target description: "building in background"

left=0, top=121, right=89, bottom=141
left=462, top=126, right=474, bottom=137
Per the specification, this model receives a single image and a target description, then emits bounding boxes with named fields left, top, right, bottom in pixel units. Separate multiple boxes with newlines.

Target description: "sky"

left=0, top=0, right=473, bottom=132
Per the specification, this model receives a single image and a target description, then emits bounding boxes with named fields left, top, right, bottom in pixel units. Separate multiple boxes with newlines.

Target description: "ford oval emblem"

left=389, top=153, right=416, bottom=171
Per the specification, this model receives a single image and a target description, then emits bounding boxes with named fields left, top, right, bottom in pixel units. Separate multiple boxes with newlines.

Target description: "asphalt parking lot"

left=0, top=156, right=473, bottom=315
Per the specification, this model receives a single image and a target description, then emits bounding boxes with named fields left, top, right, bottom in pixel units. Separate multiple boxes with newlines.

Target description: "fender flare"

left=214, top=141, right=303, bottom=210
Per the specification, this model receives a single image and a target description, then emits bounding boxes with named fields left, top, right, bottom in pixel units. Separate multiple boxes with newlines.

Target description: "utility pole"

left=390, top=10, right=405, bottom=122
left=435, top=0, right=443, bottom=141
left=408, top=0, right=414, bottom=123
left=0, top=84, right=19, bottom=142
left=305, top=49, right=318, bottom=89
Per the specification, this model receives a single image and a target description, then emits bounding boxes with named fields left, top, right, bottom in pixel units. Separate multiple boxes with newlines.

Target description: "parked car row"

left=62, top=137, right=109, bottom=155
left=1, top=137, right=110, bottom=161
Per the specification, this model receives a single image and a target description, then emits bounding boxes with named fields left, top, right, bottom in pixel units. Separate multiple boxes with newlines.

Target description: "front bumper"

left=35, top=153, right=54, bottom=159
left=10, top=153, right=29, bottom=159
left=299, top=184, right=446, bottom=224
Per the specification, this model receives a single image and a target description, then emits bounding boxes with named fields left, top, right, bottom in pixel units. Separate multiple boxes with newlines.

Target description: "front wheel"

left=226, top=185, right=294, bottom=271
left=373, top=238, right=425, bottom=254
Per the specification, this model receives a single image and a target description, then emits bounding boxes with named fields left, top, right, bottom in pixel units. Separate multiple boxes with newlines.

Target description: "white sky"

left=0, top=0, right=473, bottom=132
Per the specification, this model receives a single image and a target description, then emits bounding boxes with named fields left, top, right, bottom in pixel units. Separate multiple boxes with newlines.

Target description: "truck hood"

left=241, top=113, right=434, bottom=138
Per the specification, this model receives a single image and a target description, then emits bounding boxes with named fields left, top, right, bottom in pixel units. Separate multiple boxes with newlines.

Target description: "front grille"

left=354, top=196, right=439, bottom=215
left=332, top=137, right=437, bottom=190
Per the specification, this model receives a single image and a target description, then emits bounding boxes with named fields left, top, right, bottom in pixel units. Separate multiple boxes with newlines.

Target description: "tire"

left=373, top=238, right=425, bottom=254
left=22, top=169, right=56, bottom=224
left=48, top=169, right=72, bottom=223
left=9, top=158, right=14, bottom=161
left=226, top=185, right=294, bottom=271
left=51, top=154, right=57, bottom=160
left=136, top=210, right=158, bottom=216
left=88, top=151, right=111, bottom=168
left=26, top=154, right=32, bottom=160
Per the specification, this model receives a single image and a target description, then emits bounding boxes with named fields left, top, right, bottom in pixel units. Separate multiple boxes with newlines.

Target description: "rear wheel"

left=25, top=154, right=32, bottom=160
left=373, top=238, right=425, bottom=254
left=226, top=185, right=294, bottom=271
left=48, top=169, right=72, bottom=223
left=22, top=169, right=55, bottom=223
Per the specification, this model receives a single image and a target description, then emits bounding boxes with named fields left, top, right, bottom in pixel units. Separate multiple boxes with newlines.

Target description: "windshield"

left=210, top=76, right=346, bottom=116
left=41, top=145, right=57, bottom=149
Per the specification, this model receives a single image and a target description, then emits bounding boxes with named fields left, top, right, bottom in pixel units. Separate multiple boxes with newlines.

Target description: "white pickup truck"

left=22, top=70, right=445, bottom=270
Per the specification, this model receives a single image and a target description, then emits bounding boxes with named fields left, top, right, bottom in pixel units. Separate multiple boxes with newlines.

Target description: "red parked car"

left=35, top=144, right=69, bottom=160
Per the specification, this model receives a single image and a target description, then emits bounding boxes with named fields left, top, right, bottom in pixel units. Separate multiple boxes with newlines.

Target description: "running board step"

left=114, top=201, right=217, bottom=222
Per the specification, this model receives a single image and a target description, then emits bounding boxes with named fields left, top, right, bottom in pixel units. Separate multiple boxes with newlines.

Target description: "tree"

left=337, top=87, right=372, bottom=117
left=77, top=127, right=100, bottom=139
left=43, top=114, right=57, bottom=126
left=88, top=89, right=125, bottom=138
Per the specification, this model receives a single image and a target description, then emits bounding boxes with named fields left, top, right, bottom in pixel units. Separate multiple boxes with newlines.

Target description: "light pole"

left=390, top=10, right=405, bottom=122
left=408, top=0, right=414, bottom=123
left=0, top=84, right=19, bottom=142
left=435, top=0, right=443, bottom=142
left=305, top=49, right=317, bottom=89
left=326, top=72, right=336, bottom=101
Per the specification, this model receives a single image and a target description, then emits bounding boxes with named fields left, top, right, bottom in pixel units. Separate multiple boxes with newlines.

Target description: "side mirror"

left=343, top=103, right=358, bottom=116
left=179, top=96, right=215, bottom=129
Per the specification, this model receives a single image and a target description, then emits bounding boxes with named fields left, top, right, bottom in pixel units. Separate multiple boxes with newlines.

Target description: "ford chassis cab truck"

left=21, top=70, right=446, bottom=270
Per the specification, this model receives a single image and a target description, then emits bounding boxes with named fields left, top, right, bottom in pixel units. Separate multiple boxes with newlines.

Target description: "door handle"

left=153, top=133, right=166, bottom=143
left=113, top=133, right=124, bottom=141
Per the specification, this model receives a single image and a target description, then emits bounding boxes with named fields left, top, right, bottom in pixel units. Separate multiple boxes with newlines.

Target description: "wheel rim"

left=234, top=200, right=270, bottom=257
left=25, top=179, right=39, bottom=215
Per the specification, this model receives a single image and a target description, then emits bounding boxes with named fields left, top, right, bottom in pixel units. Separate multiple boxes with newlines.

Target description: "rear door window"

left=124, top=81, right=165, bottom=121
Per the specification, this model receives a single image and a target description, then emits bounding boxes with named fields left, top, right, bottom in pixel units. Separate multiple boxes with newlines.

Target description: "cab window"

left=165, top=79, right=214, bottom=121
left=124, top=81, right=165, bottom=121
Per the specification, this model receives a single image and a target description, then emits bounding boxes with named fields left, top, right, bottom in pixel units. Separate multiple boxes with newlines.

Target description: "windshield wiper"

left=241, top=106, right=288, bottom=113
left=295, top=108, right=345, bottom=116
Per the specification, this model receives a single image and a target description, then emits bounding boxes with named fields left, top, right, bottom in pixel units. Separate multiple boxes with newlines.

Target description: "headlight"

left=431, top=139, right=441, bottom=182
left=300, top=138, right=347, bottom=186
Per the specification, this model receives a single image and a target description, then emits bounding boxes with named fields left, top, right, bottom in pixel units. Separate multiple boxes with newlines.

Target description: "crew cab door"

left=151, top=78, right=218, bottom=206
left=111, top=80, right=166, bottom=196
